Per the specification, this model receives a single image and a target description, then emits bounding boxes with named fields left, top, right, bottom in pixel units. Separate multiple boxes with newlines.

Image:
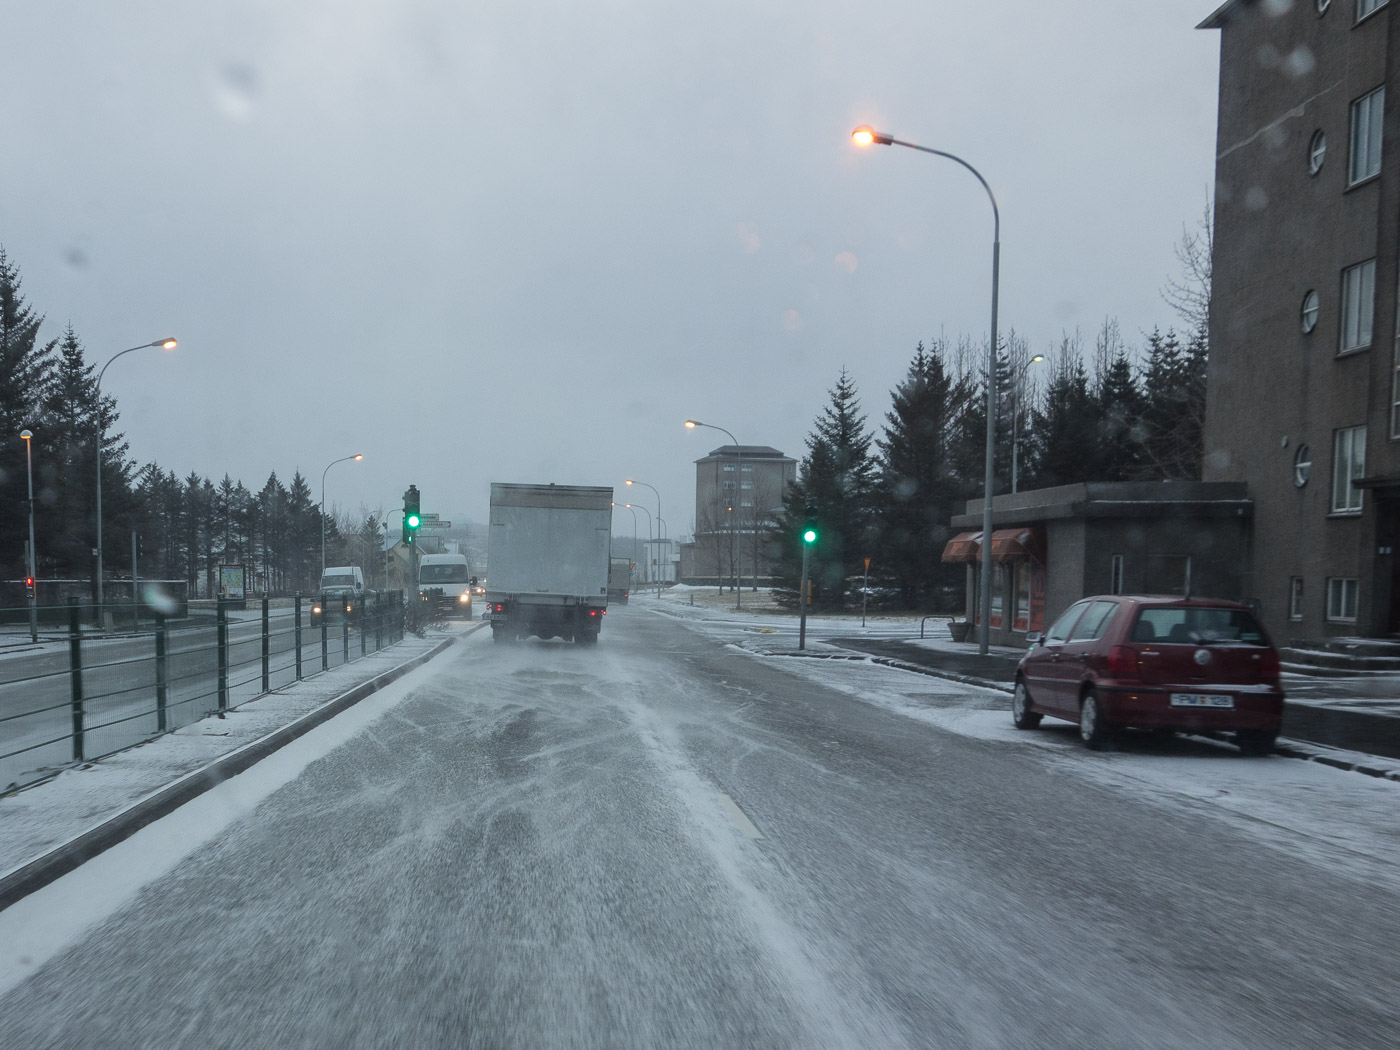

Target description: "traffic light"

left=25, top=576, right=35, bottom=601
left=802, top=502, right=819, bottom=545
left=403, top=485, right=421, bottom=544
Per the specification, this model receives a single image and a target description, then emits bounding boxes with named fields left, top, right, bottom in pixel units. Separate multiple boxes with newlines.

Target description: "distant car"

left=1013, top=596, right=1284, bottom=755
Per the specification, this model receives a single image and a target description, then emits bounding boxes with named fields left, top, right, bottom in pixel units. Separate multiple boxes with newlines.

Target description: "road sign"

left=422, top=520, right=451, bottom=529
left=421, top=512, right=440, bottom=522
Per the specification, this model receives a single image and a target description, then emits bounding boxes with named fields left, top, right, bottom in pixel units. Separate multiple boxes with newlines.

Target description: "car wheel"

left=1079, top=690, right=1112, bottom=751
left=1236, top=729, right=1277, bottom=757
left=1012, top=678, right=1042, bottom=729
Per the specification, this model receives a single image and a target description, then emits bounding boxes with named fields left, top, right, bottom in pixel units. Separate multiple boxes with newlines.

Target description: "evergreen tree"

left=1138, top=326, right=1205, bottom=479
left=0, top=248, right=57, bottom=575
left=1027, top=356, right=1101, bottom=488
left=1095, top=349, right=1149, bottom=480
left=875, top=341, right=974, bottom=610
left=37, top=325, right=106, bottom=573
left=772, top=368, right=877, bottom=609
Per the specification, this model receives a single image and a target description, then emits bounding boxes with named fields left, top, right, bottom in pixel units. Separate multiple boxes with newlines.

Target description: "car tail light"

left=495, top=603, right=503, bottom=612
left=589, top=610, right=597, bottom=617
left=1258, top=648, right=1280, bottom=678
left=1107, top=645, right=1140, bottom=677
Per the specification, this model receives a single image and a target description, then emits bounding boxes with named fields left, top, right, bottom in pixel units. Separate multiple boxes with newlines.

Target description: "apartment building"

left=1201, top=0, right=1400, bottom=639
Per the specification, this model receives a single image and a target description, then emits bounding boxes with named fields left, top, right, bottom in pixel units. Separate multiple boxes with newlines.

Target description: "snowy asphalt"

left=1, top=605, right=1397, bottom=1049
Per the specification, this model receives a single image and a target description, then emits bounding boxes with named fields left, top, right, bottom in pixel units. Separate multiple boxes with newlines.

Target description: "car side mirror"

left=1024, top=631, right=1043, bottom=647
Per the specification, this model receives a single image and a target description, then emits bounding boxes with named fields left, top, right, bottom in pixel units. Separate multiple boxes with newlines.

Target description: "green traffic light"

left=407, top=514, right=421, bottom=528
left=803, top=528, right=817, bottom=544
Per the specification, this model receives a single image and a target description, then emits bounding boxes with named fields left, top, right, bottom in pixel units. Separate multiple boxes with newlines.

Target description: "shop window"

left=1014, top=562, right=1031, bottom=631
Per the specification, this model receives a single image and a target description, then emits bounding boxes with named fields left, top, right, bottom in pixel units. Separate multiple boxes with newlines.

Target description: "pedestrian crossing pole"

left=799, top=541, right=810, bottom=651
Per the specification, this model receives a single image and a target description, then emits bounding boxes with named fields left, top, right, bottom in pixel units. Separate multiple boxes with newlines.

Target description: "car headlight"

left=459, top=593, right=470, bottom=603
left=312, top=606, right=322, bottom=614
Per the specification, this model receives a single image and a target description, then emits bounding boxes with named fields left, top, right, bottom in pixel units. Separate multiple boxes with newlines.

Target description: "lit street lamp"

left=852, top=125, right=1001, bottom=655
left=95, top=338, right=177, bottom=618
left=320, top=453, right=364, bottom=576
left=683, top=420, right=746, bottom=608
left=20, top=429, right=37, bottom=642
left=1012, top=354, right=1046, bottom=494
left=625, top=478, right=664, bottom=596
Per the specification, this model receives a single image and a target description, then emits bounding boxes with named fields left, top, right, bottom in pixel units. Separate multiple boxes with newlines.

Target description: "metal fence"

left=0, top=591, right=407, bottom=794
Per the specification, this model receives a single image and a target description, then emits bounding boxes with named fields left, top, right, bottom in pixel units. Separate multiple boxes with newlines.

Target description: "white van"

left=319, top=566, right=365, bottom=595
left=418, top=554, right=472, bottom=616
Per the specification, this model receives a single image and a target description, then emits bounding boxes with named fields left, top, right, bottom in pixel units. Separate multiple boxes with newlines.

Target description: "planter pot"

left=947, top=620, right=972, bottom=643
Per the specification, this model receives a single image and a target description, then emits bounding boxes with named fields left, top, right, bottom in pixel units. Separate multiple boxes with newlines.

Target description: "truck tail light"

left=495, top=603, right=503, bottom=612
left=1107, top=645, right=1140, bottom=678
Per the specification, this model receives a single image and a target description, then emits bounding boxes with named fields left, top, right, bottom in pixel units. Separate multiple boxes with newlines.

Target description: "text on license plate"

left=1170, top=693, right=1235, bottom=709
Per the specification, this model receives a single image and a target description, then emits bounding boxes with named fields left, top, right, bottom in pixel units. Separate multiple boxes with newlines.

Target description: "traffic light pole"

left=799, top=541, right=810, bottom=650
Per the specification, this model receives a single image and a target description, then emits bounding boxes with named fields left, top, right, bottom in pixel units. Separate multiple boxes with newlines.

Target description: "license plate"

left=1170, top=693, right=1235, bottom=709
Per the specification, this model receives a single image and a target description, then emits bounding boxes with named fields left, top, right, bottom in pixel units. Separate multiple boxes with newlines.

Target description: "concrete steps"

left=1280, top=638, right=1400, bottom=677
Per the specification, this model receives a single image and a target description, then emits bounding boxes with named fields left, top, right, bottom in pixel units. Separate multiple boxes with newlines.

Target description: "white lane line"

left=717, top=792, right=764, bottom=839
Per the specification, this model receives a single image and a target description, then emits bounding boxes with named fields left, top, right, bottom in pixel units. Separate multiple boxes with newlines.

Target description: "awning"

left=989, top=527, right=1042, bottom=563
left=941, top=531, right=982, bottom=563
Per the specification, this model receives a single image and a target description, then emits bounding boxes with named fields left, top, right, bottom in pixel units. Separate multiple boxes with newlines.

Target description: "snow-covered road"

left=1, top=604, right=1396, bottom=1048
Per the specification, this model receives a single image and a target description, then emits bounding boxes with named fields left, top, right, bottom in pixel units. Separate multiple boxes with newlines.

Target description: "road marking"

left=717, top=792, right=764, bottom=839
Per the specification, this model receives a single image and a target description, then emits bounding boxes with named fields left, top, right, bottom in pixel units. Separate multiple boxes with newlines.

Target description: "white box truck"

left=486, top=483, right=612, bottom=644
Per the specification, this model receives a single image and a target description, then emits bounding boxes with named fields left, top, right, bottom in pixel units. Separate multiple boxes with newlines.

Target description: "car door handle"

left=1049, top=652, right=1061, bottom=662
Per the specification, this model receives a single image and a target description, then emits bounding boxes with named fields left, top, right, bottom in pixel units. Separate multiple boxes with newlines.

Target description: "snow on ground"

left=0, top=624, right=472, bottom=877
left=731, top=644, right=1400, bottom=884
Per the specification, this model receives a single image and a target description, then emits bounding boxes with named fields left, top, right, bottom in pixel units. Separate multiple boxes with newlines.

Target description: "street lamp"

left=613, top=502, right=638, bottom=593
left=683, top=420, right=746, bottom=608
left=625, top=502, right=653, bottom=590
left=1011, top=354, right=1046, bottom=494
left=320, top=453, right=364, bottom=577
left=852, top=125, right=1001, bottom=655
left=20, top=429, right=37, bottom=642
left=625, top=478, right=664, bottom=595
left=95, top=338, right=177, bottom=617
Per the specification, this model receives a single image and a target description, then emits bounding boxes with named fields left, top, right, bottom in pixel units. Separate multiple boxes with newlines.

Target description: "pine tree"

left=1028, top=356, right=1101, bottom=488
left=1138, top=326, right=1204, bottom=479
left=875, top=341, right=974, bottom=609
left=772, top=368, right=877, bottom=610
left=0, top=249, right=57, bottom=575
left=1095, top=349, right=1148, bottom=480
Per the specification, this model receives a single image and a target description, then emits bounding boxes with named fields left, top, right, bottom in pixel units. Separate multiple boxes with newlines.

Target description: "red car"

left=1013, top=596, right=1284, bottom=754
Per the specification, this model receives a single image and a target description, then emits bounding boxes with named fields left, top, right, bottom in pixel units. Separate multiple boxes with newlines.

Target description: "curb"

left=0, top=630, right=469, bottom=913
left=747, top=643, right=1400, bottom=781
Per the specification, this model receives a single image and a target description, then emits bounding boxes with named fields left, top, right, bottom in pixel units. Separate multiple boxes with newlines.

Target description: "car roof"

left=1081, top=594, right=1253, bottom=611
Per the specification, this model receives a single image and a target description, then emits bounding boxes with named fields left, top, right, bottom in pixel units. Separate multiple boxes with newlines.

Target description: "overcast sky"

left=2, top=1, right=1221, bottom=535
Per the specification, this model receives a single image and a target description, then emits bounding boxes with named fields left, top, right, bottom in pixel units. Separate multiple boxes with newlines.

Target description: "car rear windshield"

left=1129, top=607, right=1267, bottom=645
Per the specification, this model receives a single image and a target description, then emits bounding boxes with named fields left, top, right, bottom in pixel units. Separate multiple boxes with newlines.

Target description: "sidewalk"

left=823, top=635, right=1400, bottom=762
left=0, top=623, right=475, bottom=909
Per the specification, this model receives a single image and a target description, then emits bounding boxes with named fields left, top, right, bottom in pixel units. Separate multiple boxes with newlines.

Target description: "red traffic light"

left=25, top=577, right=34, bottom=587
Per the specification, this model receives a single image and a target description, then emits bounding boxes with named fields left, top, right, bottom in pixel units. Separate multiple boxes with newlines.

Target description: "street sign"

left=422, top=520, right=451, bottom=529
left=421, top=512, right=440, bottom=522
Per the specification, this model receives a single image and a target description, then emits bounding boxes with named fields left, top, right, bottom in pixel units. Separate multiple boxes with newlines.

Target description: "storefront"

left=945, top=481, right=1252, bottom=647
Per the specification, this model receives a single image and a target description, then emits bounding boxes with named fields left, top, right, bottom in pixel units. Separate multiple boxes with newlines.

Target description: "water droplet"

left=1284, top=45, right=1316, bottom=78
left=1245, top=186, right=1269, bottom=212
left=833, top=251, right=858, bottom=274
left=737, top=222, right=760, bottom=254
left=781, top=309, right=802, bottom=332
left=212, top=61, right=258, bottom=122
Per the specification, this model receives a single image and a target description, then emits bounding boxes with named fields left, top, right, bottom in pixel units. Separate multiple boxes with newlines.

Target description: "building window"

left=721, top=480, right=736, bottom=491
left=1301, top=290, right=1319, bottom=333
left=740, top=480, right=754, bottom=490
left=1327, top=577, right=1359, bottom=622
left=1349, top=86, right=1384, bottom=185
left=722, top=463, right=736, bottom=471
left=1294, top=444, right=1312, bottom=487
left=1340, top=259, right=1376, bottom=352
left=1331, top=425, right=1366, bottom=513
left=740, top=499, right=753, bottom=507
left=1358, top=0, right=1388, bottom=20
left=741, top=463, right=754, bottom=471
left=1289, top=577, right=1305, bottom=620
left=1308, top=131, right=1327, bottom=175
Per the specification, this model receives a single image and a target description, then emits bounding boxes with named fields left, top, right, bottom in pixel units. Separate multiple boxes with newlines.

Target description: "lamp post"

left=613, top=502, right=638, bottom=594
left=853, top=125, right=1001, bottom=655
left=683, top=420, right=745, bottom=609
left=626, top=502, right=653, bottom=591
left=625, top=478, right=665, bottom=595
left=320, top=453, right=364, bottom=576
left=1011, top=354, right=1046, bottom=494
left=20, top=429, right=37, bottom=642
left=95, top=339, right=177, bottom=618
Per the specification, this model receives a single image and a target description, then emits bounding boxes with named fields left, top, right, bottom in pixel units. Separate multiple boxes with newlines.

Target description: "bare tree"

left=1162, top=199, right=1213, bottom=334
